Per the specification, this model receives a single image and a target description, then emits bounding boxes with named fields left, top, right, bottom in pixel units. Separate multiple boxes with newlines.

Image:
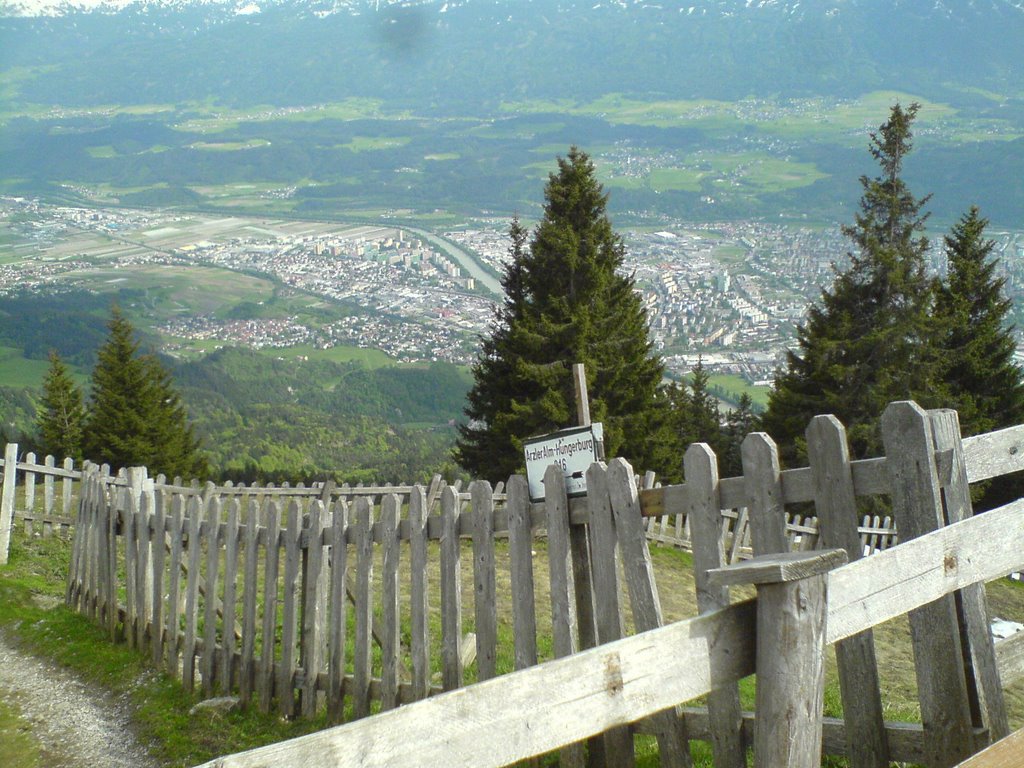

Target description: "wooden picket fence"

left=168, top=401, right=1022, bottom=768
left=5, top=401, right=1024, bottom=766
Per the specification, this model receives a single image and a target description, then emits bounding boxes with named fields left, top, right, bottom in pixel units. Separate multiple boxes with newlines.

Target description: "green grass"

left=0, top=698, right=41, bottom=768
left=255, top=343, right=394, bottom=368
left=0, top=347, right=54, bottom=388
left=708, top=374, right=771, bottom=409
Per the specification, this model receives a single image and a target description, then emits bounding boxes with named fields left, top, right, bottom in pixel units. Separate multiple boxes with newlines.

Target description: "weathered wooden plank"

left=258, top=502, right=282, bottom=713
left=741, top=433, right=789, bottom=556
left=221, top=499, right=241, bottom=696
left=183, top=495, right=204, bottom=693
left=136, top=486, right=153, bottom=650
left=806, top=414, right=890, bottom=768
left=380, top=494, right=401, bottom=712
left=585, top=462, right=635, bottom=768
left=24, top=452, right=36, bottom=533
left=123, top=487, right=139, bottom=649
left=954, top=727, right=1024, bottom=768
left=44, top=454, right=56, bottom=523
left=607, top=459, right=691, bottom=768
left=543, top=465, right=584, bottom=768
left=683, top=443, right=745, bottom=768
left=754, top=571, right=830, bottom=768
left=192, top=599, right=759, bottom=768
left=882, top=401, right=976, bottom=768
left=165, top=495, right=185, bottom=678
left=439, top=485, right=463, bottom=691
left=352, top=497, right=375, bottom=719
left=327, top=498, right=350, bottom=721
left=202, top=498, right=223, bottom=696
left=961, top=423, right=1024, bottom=484
left=239, top=499, right=260, bottom=705
left=931, top=409, right=1010, bottom=745
left=408, top=487, right=430, bottom=703
left=471, top=480, right=498, bottom=682
left=64, top=472, right=84, bottom=608
left=151, top=489, right=167, bottom=668
left=995, top=630, right=1024, bottom=687
left=506, top=475, right=537, bottom=672
left=62, top=457, right=74, bottom=518
left=279, top=501, right=302, bottom=718
left=299, top=500, right=326, bottom=717
left=828, top=497, right=1024, bottom=643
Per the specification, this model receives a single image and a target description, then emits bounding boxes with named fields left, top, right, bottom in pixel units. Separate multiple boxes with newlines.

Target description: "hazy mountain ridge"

left=3, top=0, right=1023, bottom=109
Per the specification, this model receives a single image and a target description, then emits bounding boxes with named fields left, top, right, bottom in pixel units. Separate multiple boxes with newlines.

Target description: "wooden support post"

left=882, top=401, right=976, bottom=767
left=684, top=443, right=745, bottom=768
left=806, top=415, right=889, bottom=767
left=709, top=549, right=848, bottom=768
left=0, top=443, right=17, bottom=565
left=930, top=409, right=1010, bottom=744
left=573, top=363, right=591, bottom=427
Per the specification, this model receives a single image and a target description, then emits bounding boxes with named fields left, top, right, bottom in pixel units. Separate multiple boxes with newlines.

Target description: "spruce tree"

left=761, top=103, right=943, bottom=461
left=456, top=148, right=670, bottom=481
left=84, top=307, right=205, bottom=478
left=935, top=206, right=1024, bottom=437
left=36, top=351, right=85, bottom=461
left=722, top=392, right=758, bottom=477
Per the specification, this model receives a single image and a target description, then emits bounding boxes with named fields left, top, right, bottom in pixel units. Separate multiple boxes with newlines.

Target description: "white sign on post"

left=523, top=423, right=604, bottom=502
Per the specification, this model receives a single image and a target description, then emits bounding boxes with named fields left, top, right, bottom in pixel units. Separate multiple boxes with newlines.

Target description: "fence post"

left=0, top=442, right=17, bottom=565
left=709, top=548, right=847, bottom=768
left=806, top=415, right=889, bottom=767
left=882, top=401, right=976, bottom=767
left=684, top=443, right=745, bottom=768
left=929, top=409, right=1010, bottom=744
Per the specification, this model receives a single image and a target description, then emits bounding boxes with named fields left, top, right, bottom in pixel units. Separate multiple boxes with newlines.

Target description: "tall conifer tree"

left=456, top=148, right=670, bottom=481
left=84, top=307, right=205, bottom=478
left=935, top=206, right=1024, bottom=438
left=36, top=351, right=85, bottom=460
left=762, top=103, right=943, bottom=461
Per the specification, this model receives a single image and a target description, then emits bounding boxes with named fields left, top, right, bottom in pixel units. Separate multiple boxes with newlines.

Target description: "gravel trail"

left=0, top=630, right=161, bottom=768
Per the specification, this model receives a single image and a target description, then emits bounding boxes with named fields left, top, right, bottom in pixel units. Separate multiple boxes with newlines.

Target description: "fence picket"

left=806, top=415, right=889, bottom=768
left=541, top=465, right=585, bottom=768
left=222, top=499, right=241, bottom=696
left=408, top=487, right=430, bottom=703
left=882, top=401, right=975, bottom=767
left=183, top=495, right=204, bottom=692
left=136, top=485, right=152, bottom=651
left=166, top=495, right=185, bottom=678
left=258, top=502, right=282, bottom=713
left=506, top=475, right=538, bottom=673
left=352, top=497, right=375, bottom=718
left=301, top=500, right=326, bottom=717
left=328, top=498, right=350, bottom=720
left=586, top=462, right=635, bottom=767
left=124, top=488, right=138, bottom=650
left=239, top=499, right=260, bottom=705
left=201, top=498, right=223, bottom=696
left=380, top=495, right=401, bottom=712
left=151, top=489, right=167, bottom=667
left=607, top=459, right=692, bottom=768
left=440, top=485, right=463, bottom=691
left=279, top=501, right=302, bottom=718
left=684, top=443, right=745, bottom=768
left=471, top=481, right=498, bottom=682
left=930, top=409, right=1009, bottom=744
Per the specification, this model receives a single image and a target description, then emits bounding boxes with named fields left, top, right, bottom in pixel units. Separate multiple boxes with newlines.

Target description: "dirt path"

left=0, top=630, right=161, bottom=768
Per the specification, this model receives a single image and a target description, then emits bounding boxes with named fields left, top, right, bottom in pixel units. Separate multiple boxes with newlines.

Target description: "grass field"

left=0, top=346, right=56, bottom=388
left=3, top=514, right=1023, bottom=766
left=709, top=374, right=771, bottom=409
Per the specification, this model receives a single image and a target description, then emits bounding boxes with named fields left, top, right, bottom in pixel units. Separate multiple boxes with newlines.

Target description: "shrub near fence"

left=51, top=401, right=1024, bottom=767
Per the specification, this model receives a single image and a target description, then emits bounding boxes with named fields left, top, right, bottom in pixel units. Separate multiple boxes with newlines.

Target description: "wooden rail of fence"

left=4, top=401, right=1024, bottom=766
left=174, top=401, right=1020, bottom=768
